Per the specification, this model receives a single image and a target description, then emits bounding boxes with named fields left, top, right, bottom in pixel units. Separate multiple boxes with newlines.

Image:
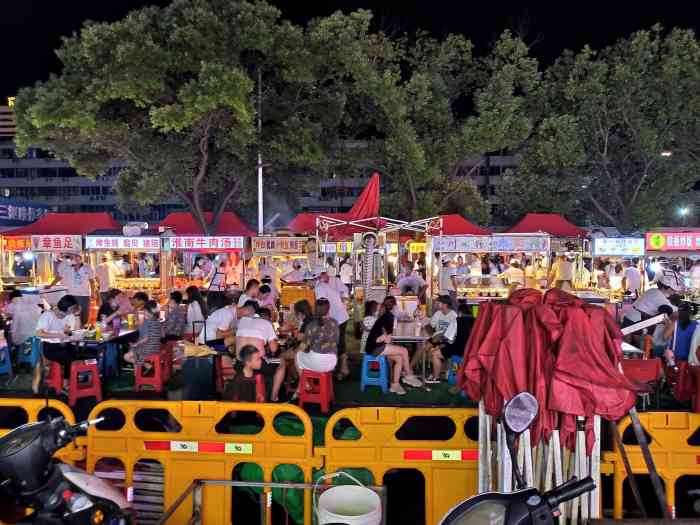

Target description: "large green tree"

left=499, top=26, right=700, bottom=232
left=14, top=0, right=375, bottom=233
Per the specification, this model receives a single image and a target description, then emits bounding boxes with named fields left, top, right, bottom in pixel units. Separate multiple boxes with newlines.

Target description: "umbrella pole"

left=477, top=400, right=492, bottom=492
left=590, top=415, right=602, bottom=518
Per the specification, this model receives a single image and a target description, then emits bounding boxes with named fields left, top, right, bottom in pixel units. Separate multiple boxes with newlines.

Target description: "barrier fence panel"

left=0, top=398, right=82, bottom=464
left=85, top=400, right=319, bottom=525
left=318, top=407, right=479, bottom=525
left=603, top=411, right=700, bottom=519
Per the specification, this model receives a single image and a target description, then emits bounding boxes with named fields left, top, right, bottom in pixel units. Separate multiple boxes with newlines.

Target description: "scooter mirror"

left=504, top=392, right=538, bottom=434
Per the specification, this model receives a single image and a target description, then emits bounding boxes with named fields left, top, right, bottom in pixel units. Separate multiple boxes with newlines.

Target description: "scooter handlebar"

left=545, top=477, right=595, bottom=508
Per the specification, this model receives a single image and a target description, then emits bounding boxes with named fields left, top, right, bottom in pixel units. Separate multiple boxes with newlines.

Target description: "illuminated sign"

left=31, top=235, right=82, bottom=252
left=592, top=237, right=645, bottom=257
left=3, top=237, right=31, bottom=251
left=433, top=234, right=550, bottom=253
left=86, top=236, right=161, bottom=251
left=6, top=97, right=15, bottom=109
left=646, top=231, right=700, bottom=251
left=166, top=236, right=244, bottom=251
left=321, top=241, right=353, bottom=254
left=252, top=237, right=307, bottom=254
left=408, top=242, right=427, bottom=254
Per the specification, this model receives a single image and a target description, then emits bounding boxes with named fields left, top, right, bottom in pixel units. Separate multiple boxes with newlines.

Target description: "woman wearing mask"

left=185, top=285, right=207, bottom=339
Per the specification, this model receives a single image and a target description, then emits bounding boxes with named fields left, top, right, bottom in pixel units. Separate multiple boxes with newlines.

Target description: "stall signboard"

left=493, top=234, right=550, bottom=253
left=408, top=242, right=426, bottom=254
left=432, top=235, right=492, bottom=253
left=252, top=236, right=307, bottom=254
left=30, top=235, right=82, bottom=252
left=593, top=237, right=645, bottom=257
left=321, top=241, right=353, bottom=254
left=86, top=236, right=161, bottom=251
left=3, top=237, right=31, bottom=251
left=646, top=231, right=700, bottom=252
left=166, top=236, right=244, bottom=251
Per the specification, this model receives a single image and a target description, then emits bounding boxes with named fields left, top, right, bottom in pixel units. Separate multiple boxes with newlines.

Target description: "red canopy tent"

left=158, top=211, right=254, bottom=237
left=287, top=172, right=381, bottom=237
left=3, top=212, right=120, bottom=236
left=440, top=214, right=490, bottom=235
left=506, top=213, right=586, bottom=238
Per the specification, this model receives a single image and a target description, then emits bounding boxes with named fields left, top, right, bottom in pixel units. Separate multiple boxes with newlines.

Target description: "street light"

left=661, top=150, right=673, bottom=157
left=680, top=207, right=689, bottom=217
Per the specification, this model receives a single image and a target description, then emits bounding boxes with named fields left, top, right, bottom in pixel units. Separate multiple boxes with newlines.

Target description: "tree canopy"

left=499, top=26, right=700, bottom=232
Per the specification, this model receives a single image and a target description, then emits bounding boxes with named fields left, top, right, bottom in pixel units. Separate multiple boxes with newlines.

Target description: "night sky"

left=2, top=1, right=700, bottom=101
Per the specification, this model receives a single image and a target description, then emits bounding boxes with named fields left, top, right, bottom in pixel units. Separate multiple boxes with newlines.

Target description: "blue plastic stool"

left=0, top=347, right=12, bottom=377
left=447, top=356, right=463, bottom=386
left=360, top=354, right=389, bottom=393
left=17, top=338, right=41, bottom=368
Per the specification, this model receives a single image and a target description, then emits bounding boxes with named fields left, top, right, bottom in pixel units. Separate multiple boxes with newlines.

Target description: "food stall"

left=1, top=212, right=120, bottom=292
left=85, top=227, right=162, bottom=293
left=431, top=233, right=551, bottom=304
left=158, top=212, right=253, bottom=293
left=251, top=236, right=314, bottom=307
left=644, top=229, right=700, bottom=294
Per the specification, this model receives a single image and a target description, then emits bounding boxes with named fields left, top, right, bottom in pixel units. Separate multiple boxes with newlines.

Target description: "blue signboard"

left=0, top=199, right=49, bottom=227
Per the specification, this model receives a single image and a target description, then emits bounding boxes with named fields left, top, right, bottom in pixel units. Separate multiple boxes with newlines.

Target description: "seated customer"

left=295, top=298, right=338, bottom=376
left=424, top=295, right=459, bottom=382
left=4, top=290, right=41, bottom=348
left=223, top=345, right=264, bottom=402
left=131, top=291, right=149, bottom=312
left=237, top=279, right=260, bottom=307
left=271, top=300, right=313, bottom=401
left=124, top=300, right=162, bottom=371
left=365, top=309, right=423, bottom=395
left=198, top=293, right=235, bottom=347
left=235, top=301, right=279, bottom=357
left=665, top=303, right=698, bottom=365
left=99, top=288, right=134, bottom=323
left=163, top=291, right=186, bottom=341
left=36, top=294, right=81, bottom=390
left=360, top=300, right=379, bottom=353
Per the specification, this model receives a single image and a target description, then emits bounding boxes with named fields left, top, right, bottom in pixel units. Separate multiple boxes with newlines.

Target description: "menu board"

left=432, top=235, right=492, bottom=253
left=593, top=237, right=645, bottom=257
left=646, top=231, right=700, bottom=252
left=165, top=236, right=244, bottom=251
left=493, top=235, right=550, bottom=253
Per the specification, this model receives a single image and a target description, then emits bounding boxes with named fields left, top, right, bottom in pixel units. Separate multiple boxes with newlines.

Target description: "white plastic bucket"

left=314, top=472, right=382, bottom=525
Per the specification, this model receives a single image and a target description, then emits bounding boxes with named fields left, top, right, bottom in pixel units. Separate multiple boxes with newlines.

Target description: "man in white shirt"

left=237, top=279, right=260, bottom=307
left=438, top=256, right=458, bottom=309
left=57, top=255, right=95, bottom=325
left=315, top=271, right=350, bottom=379
left=622, top=269, right=681, bottom=330
left=235, top=304, right=279, bottom=356
left=501, top=260, right=526, bottom=287
left=622, top=259, right=642, bottom=296
left=412, top=295, right=458, bottom=382
left=4, top=291, right=41, bottom=347
left=282, top=261, right=306, bottom=283
left=198, top=304, right=236, bottom=345
left=549, top=255, right=575, bottom=290
left=398, top=270, right=427, bottom=296
left=95, top=255, right=117, bottom=305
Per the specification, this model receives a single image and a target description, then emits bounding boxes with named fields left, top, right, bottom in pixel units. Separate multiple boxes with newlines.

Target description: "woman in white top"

left=185, top=286, right=207, bottom=339
left=36, top=294, right=81, bottom=389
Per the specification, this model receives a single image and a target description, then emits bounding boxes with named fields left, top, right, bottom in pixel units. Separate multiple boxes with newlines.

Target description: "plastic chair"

left=621, top=358, right=663, bottom=410
left=298, top=370, right=334, bottom=414
left=360, top=354, right=389, bottom=393
left=0, top=347, right=12, bottom=377
left=447, top=356, right=464, bottom=386
left=68, top=360, right=102, bottom=406
left=134, top=354, right=164, bottom=393
left=17, top=338, right=41, bottom=368
left=45, top=361, right=63, bottom=395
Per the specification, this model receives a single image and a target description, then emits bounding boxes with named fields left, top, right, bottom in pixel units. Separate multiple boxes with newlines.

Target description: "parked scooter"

left=438, top=392, right=595, bottom=524
left=0, top=416, right=131, bottom=524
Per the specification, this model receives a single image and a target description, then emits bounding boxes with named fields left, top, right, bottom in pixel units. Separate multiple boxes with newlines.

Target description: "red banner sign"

left=3, top=237, right=31, bottom=251
left=646, top=231, right=700, bottom=251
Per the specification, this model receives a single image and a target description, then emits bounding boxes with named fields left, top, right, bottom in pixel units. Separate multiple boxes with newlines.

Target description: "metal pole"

left=257, top=68, right=263, bottom=236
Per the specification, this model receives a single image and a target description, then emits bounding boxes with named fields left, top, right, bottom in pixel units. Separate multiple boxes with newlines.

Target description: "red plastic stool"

left=45, top=361, right=63, bottom=395
left=298, top=370, right=334, bottom=414
left=134, top=354, right=164, bottom=393
left=68, top=360, right=102, bottom=406
left=160, top=342, right=176, bottom=382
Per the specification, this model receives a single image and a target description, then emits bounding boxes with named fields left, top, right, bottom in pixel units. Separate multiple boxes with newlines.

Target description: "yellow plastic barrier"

left=0, top=398, right=82, bottom=464
left=318, top=407, right=479, bottom=525
left=602, top=411, right=700, bottom=519
left=85, top=400, right=320, bottom=525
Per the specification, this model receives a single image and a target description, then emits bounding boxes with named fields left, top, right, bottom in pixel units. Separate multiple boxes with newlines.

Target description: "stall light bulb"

left=22, top=252, right=34, bottom=261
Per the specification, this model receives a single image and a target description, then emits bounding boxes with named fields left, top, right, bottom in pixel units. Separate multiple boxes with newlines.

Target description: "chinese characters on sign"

left=0, top=203, right=47, bottom=224
left=646, top=231, right=700, bottom=251
left=593, top=237, right=645, bottom=257
left=168, top=236, right=244, bottom=251
left=321, top=241, right=353, bottom=253
left=252, top=237, right=307, bottom=254
left=30, top=235, right=82, bottom=252
left=85, top=236, right=161, bottom=251
left=3, top=237, right=31, bottom=251
left=432, top=235, right=550, bottom=253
